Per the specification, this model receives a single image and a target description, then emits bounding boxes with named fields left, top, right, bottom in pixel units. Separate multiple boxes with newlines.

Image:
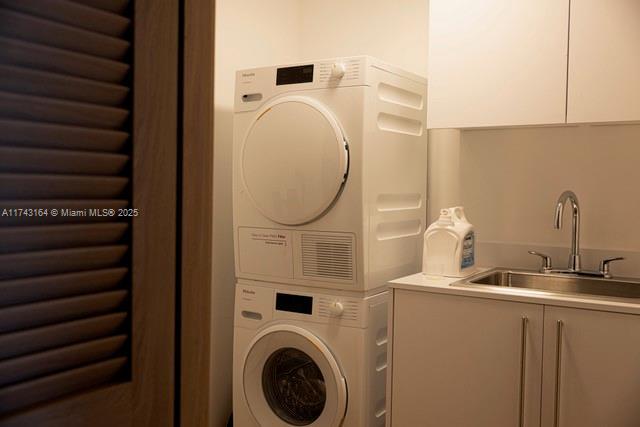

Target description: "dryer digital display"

left=276, top=65, right=314, bottom=86
left=276, top=293, right=313, bottom=314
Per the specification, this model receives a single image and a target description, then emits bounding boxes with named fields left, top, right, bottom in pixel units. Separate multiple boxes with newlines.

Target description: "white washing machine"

left=233, top=281, right=388, bottom=427
left=233, top=56, right=428, bottom=292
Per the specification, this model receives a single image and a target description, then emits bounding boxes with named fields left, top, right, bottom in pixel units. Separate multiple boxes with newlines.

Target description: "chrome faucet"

left=527, top=190, right=625, bottom=278
left=554, top=190, right=581, bottom=272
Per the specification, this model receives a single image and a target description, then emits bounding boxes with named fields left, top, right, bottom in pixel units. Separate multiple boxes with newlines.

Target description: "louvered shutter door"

left=0, top=0, right=132, bottom=414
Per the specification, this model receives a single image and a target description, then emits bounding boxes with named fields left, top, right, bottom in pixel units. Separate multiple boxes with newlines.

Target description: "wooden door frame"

left=181, top=0, right=216, bottom=426
left=0, top=1, right=179, bottom=425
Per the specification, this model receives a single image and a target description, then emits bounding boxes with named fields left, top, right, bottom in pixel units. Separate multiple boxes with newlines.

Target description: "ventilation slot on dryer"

left=301, top=234, right=354, bottom=282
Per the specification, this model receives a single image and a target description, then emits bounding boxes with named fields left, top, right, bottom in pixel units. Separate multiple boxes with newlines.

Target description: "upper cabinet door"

left=567, top=0, right=640, bottom=123
left=427, top=0, right=570, bottom=128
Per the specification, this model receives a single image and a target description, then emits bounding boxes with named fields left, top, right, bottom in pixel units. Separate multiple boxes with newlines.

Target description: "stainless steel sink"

left=456, top=269, right=640, bottom=300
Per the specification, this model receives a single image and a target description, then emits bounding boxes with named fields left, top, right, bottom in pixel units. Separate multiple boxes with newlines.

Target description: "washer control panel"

left=235, top=283, right=374, bottom=329
left=317, top=297, right=360, bottom=321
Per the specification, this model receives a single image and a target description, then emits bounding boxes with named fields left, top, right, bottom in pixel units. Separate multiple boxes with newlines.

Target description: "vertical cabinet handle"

left=519, top=316, right=528, bottom=427
left=554, top=320, right=564, bottom=427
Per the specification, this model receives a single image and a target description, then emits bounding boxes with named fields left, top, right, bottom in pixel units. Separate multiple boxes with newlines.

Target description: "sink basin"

left=457, top=269, right=640, bottom=300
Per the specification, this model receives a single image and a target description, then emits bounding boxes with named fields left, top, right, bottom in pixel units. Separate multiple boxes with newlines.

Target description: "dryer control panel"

left=234, top=56, right=369, bottom=113
left=273, top=59, right=363, bottom=86
left=234, top=283, right=386, bottom=330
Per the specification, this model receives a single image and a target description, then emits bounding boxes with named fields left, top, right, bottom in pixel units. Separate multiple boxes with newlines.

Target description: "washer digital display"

left=276, top=293, right=313, bottom=315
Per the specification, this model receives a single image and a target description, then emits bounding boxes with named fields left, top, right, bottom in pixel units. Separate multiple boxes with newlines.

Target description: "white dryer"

left=233, top=281, right=388, bottom=427
left=233, top=56, right=428, bottom=292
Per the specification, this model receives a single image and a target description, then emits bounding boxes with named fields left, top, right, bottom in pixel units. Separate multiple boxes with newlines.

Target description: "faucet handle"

left=528, top=251, right=553, bottom=273
left=599, top=257, right=625, bottom=279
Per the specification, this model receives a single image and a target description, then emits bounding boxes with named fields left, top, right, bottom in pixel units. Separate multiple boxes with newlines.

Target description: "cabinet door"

left=390, top=290, right=543, bottom=427
left=567, top=0, right=640, bottom=123
left=541, top=307, right=640, bottom=427
left=427, top=0, right=569, bottom=128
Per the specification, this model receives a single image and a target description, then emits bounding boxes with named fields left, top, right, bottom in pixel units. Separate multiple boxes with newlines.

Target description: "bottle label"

left=461, top=231, right=475, bottom=269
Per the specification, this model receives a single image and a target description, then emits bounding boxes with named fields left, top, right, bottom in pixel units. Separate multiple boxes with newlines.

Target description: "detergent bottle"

left=422, top=206, right=475, bottom=277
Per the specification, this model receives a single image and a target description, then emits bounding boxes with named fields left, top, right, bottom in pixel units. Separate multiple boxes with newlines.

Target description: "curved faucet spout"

left=554, top=190, right=581, bottom=271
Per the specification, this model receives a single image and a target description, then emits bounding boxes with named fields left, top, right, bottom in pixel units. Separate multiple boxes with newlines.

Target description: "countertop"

left=389, top=268, right=640, bottom=315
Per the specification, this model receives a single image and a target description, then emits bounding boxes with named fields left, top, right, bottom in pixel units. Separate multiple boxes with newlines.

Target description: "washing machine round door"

left=243, top=325, right=347, bottom=427
left=241, top=96, right=349, bottom=225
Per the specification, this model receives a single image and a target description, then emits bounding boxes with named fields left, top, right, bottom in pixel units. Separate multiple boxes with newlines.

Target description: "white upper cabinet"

left=567, top=0, right=640, bottom=123
left=427, top=0, right=570, bottom=128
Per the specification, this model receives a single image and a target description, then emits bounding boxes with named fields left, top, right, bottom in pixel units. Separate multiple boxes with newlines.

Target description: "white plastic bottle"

left=422, top=206, right=475, bottom=277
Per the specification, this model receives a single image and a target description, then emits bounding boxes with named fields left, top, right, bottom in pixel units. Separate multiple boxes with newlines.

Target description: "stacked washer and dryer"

left=232, top=56, right=428, bottom=427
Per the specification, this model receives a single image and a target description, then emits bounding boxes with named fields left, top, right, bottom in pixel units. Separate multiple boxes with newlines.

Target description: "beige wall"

left=213, top=1, right=301, bottom=424
left=428, top=125, right=640, bottom=277
left=299, top=0, right=429, bottom=76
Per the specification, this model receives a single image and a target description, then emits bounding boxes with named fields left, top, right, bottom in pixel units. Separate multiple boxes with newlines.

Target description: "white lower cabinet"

left=389, top=290, right=544, bottom=426
left=389, top=290, right=640, bottom=427
left=541, top=307, right=640, bottom=427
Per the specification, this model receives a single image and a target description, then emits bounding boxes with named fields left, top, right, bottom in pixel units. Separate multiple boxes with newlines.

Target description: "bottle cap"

left=437, top=209, right=454, bottom=225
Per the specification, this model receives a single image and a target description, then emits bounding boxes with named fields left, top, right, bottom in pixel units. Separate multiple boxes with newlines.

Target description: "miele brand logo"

left=242, top=289, right=256, bottom=295
left=241, top=72, right=255, bottom=78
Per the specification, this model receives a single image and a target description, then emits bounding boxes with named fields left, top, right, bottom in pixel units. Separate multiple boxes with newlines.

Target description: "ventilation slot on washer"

left=301, top=234, right=354, bottom=281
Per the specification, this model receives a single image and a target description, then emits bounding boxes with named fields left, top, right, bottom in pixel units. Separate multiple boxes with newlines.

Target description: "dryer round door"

left=241, top=96, right=349, bottom=225
left=243, top=325, right=347, bottom=427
